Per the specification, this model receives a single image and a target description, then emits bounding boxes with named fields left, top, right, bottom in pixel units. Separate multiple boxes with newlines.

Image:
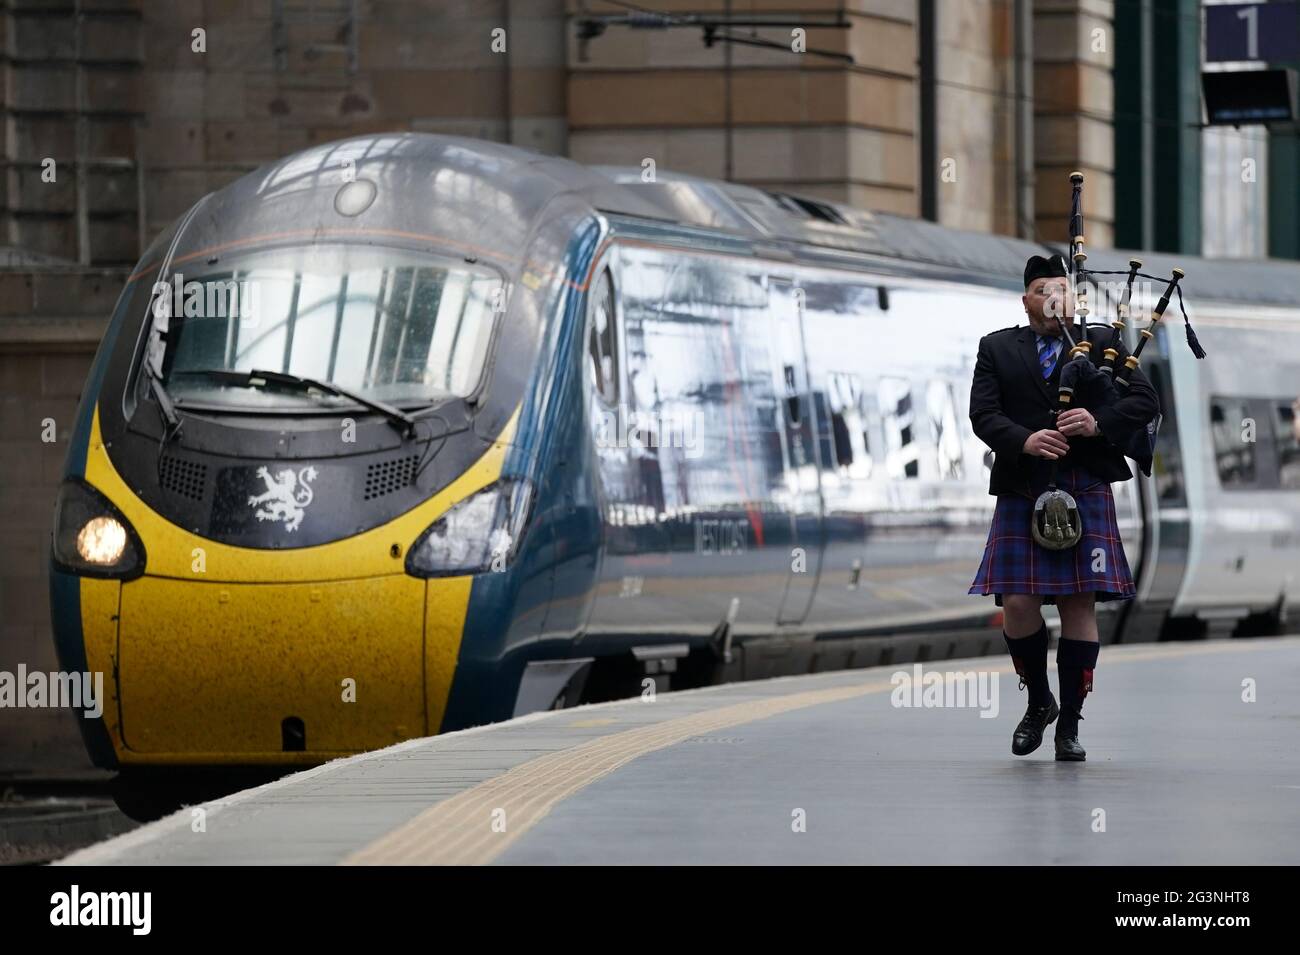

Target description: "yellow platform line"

left=342, top=638, right=1296, bottom=866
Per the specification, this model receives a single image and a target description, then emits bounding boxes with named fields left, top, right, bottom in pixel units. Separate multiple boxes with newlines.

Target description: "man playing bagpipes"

left=966, top=171, right=1205, bottom=762
left=967, top=251, right=1156, bottom=760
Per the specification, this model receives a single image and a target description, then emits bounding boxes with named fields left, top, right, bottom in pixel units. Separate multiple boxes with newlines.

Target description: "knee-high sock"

left=1004, top=620, right=1051, bottom=706
left=1056, top=637, right=1099, bottom=732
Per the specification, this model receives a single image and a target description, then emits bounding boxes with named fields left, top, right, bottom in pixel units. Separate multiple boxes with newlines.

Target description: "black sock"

left=1004, top=621, right=1051, bottom=706
left=1056, top=637, right=1100, bottom=734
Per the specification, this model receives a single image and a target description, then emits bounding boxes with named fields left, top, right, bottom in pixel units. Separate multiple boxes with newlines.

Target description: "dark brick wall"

left=0, top=288, right=109, bottom=776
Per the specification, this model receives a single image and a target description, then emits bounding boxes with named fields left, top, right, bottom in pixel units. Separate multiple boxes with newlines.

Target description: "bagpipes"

left=1031, top=171, right=1207, bottom=551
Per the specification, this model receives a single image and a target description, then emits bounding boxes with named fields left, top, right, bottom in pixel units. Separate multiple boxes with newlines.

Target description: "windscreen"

left=155, top=243, right=502, bottom=410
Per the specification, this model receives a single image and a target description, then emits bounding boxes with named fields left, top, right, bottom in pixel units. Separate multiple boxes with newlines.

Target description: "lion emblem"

left=247, top=465, right=318, bottom=532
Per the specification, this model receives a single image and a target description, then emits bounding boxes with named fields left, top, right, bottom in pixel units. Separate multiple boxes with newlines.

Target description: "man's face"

left=1022, top=276, right=1072, bottom=334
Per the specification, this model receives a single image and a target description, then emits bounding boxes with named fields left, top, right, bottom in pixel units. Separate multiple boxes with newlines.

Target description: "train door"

left=769, top=278, right=823, bottom=625
left=1121, top=335, right=1190, bottom=641
left=579, top=260, right=674, bottom=641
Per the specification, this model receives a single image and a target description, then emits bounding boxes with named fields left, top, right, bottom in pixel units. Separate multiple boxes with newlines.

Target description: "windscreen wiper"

left=144, top=367, right=183, bottom=491
left=147, top=366, right=182, bottom=435
left=175, top=368, right=417, bottom=436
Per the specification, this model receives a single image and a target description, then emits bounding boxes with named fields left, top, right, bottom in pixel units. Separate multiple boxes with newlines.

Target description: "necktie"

left=1037, top=335, right=1059, bottom=379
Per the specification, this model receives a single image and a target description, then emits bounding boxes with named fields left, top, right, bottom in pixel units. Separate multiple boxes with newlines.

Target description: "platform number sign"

left=1205, top=2, right=1300, bottom=63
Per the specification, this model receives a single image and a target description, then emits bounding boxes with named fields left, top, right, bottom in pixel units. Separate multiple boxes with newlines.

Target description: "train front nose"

left=46, top=149, right=543, bottom=767
left=52, top=447, right=482, bottom=763
left=56, top=395, right=522, bottom=765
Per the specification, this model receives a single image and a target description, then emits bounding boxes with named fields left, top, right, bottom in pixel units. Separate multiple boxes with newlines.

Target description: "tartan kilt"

left=969, top=475, right=1136, bottom=605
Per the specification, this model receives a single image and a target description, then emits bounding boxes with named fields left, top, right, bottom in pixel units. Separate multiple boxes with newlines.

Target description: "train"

left=48, top=133, right=1300, bottom=815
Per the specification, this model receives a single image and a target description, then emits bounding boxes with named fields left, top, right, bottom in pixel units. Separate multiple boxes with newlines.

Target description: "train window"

left=1210, top=397, right=1257, bottom=488
left=587, top=269, right=619, bottom=406
left=767, top=191, right=849, bottom=225
left=621, top=255, right=772, bottom=509
left=1275, top=399, right=1300, bottom=490
left=1147, top=362, right=1185, bottom=505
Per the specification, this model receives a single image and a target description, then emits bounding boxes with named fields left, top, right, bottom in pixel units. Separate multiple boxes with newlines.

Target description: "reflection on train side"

left=580, top=240, right=1091, bottom=641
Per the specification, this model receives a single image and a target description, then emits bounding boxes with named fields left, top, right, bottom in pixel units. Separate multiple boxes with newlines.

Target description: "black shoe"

left=1054, top=735, right=1086, bottom=760
left=1054, top=706, right=1086, bottom=761
left=1012, top=696, right=1058, bottom=756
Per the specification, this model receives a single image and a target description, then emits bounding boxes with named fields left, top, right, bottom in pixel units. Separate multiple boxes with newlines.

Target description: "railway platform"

left=60, top=636, right=1300, bottom=865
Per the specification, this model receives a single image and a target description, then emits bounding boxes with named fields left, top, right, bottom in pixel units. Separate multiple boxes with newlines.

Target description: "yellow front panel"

left=79, top=578, right=123, bottom=745
left=118, top=575, right=427, bottom=755
left=425, top=575, right=474, bottom=735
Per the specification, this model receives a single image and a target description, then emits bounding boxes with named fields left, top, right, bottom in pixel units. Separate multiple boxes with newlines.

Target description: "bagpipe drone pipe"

left=1032, top=172, right=1206, bottom=550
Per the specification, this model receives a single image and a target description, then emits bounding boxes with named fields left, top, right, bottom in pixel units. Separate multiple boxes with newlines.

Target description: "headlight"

left=76, top=516, right=127, bottom=565
left=406, top=478, right=534, bottom=577
left=52, top=479, right=146, bottom=579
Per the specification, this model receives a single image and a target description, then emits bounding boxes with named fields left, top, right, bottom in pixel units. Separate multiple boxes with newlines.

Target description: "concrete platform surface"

left=59, top=636, right=1300, bottom=865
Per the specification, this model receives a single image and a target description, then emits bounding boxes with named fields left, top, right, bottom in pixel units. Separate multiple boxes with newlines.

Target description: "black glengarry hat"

left=1023, top=253, right=1069, bottom=288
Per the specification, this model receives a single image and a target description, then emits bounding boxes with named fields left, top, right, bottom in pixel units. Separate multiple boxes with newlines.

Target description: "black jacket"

left=969, top=321, right=1160, bottom=497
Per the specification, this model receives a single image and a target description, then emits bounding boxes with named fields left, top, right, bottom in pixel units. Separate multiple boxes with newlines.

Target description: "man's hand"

left=1057, top=408, right=1099, bottom=438
left=1023, top=428, right=1070, bottom=459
